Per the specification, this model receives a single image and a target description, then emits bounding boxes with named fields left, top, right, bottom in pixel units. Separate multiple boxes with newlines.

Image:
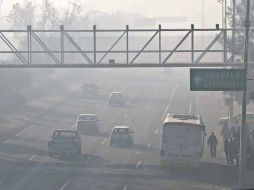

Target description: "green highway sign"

left=190, top=69, right=245, bottom=91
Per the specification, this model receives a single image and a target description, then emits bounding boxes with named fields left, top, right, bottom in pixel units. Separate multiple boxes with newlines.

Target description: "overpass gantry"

left=0, top=24, right=249, bottom=68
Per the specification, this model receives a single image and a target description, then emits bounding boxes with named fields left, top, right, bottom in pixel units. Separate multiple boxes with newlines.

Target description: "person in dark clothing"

left=224, top=137, right=230, bottom=164
left=207, top=131, right=218, bottom=158
left=228, top=133, right=238, bottom=165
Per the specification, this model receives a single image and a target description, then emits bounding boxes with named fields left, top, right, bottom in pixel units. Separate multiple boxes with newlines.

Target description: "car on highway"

left=218, top=117, right=229, bottom=127
left=110, top=126, right=134, bottom=147
left=76, top=114, right=100, bottom=134
left=48, top=130, right=81, bottom=157
left=81, top=83, right=99, bottom=97
left=109, top=92, right=125, bottom=106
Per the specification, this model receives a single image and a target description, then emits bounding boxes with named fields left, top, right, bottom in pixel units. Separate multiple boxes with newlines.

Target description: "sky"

left=1, top=0, right=229, bottom=28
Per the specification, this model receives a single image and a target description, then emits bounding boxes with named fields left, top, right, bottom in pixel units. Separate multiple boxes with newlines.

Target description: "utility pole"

left=229, top=0, right=236, bottom=130
left=224, top=0, right=227, bottom=64
left=224, top=0, right=227, bottom=28
left=201, top=0, right=205, bottom=28
left=222, top=1, right=224, bottom=28
left=239, top=0, right=250, bottom=187
left=220, top=0, right=234, bottom=128
left=232, top=0, right=236, bottom=62
left=217, top=0, right=225, bottom=28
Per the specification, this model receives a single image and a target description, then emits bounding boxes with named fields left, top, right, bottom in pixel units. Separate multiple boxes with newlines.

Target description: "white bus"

left=160, top=114, right=206, bottom=168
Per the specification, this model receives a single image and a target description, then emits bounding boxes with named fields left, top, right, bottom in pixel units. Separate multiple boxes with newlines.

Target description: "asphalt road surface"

left=0, top=68, right=241, bottom=190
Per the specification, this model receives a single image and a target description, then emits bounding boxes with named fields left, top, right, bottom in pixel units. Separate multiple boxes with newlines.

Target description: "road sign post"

left=239, top=0, right=250, bottom=187
left=190, top=69, right=244, bottom=91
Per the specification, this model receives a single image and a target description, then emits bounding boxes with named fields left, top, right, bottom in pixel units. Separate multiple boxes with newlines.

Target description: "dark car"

left=48, top=130, right=81, bottom=157
left=81, top=83, right=99, bottom=97
left=110, top=126, right=134, bottom=147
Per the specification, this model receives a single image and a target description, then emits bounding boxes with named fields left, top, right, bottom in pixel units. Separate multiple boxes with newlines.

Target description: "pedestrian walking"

left=221, top=123, right=229, bottom=142
left=221, top=123, right=229, bottom=154
left=228, top=132, right=238, bottom=165
left=207, top=131, right=218, bottom=158
left=224, top=137, right=230, bottom=164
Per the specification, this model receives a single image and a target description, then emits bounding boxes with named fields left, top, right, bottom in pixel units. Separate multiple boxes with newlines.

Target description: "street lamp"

left=217, top=0, right=225, bottom=28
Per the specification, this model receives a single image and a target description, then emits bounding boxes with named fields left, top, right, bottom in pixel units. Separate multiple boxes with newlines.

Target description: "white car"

left=109, top=92, right=125, bottom=106
left=218, top=113, right=254, bottom=128
left=76, top=114, right=100, bottom=134
left=218, top=117, right=229, bottom=127
left=110, top=126, right=134, bottom=147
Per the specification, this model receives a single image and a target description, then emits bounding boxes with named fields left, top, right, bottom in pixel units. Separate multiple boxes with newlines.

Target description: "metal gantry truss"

left=0, top=24, right=249, bottom=68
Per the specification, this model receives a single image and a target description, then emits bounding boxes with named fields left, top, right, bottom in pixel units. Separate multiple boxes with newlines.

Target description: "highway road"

left=0, top=68, right=240, bottom=190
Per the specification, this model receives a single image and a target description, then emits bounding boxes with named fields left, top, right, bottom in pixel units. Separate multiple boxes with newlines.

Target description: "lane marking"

left=154, top=129, right=159, bottom=134
left=9, top=157, right=50, bottom=189
left=208, top=184, right=217, bottom=190
left=147, top=143, right=151, bottom=150
left=2, top=127, right=31, bottom=144
left=101, top=139, right=107, bottom=145
left=28, top=155, right=37, bottom=162
left=189, top=102, right=192, bottom=114
left=84, top=155, right=92, bottom=164
left=3, top=139, right=11, bottom=144
left=60, top=181, right=70, bottom=190
left=161, top=84, right=178, bottom=121
left=136, top=160, right=142, bottom=169
left=123, top=113, right=128, bottom=119
left=15, top=127, right=30, bottom=137
left=122, top=186, right=127, bottom=190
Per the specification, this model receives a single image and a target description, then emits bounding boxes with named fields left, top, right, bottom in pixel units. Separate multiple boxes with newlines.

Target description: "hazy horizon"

left=0, top=0, right=227, bottom=28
